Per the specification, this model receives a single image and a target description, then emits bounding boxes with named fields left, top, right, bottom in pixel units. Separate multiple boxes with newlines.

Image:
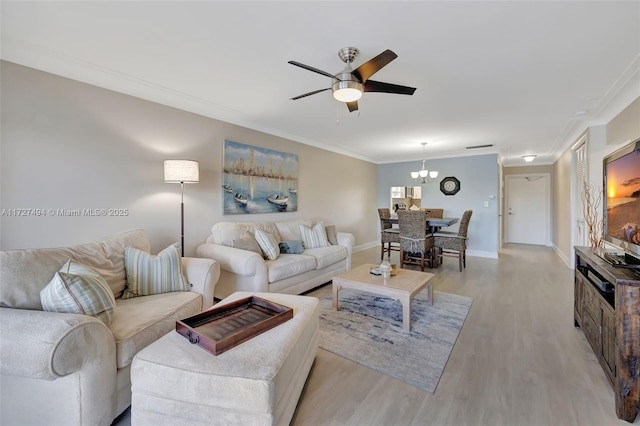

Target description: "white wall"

left=377, top=154, right=500, bottom=258
left=0, top=61, right=379, bottom=255
left=552, top=97, right=640, bottom=266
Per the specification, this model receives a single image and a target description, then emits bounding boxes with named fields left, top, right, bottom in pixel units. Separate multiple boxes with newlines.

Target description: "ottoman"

left=130, top=292, right=319, bottom=426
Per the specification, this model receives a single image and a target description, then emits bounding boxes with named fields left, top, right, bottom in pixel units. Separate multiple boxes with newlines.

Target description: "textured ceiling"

left=2, top=1, right=639, bottom=165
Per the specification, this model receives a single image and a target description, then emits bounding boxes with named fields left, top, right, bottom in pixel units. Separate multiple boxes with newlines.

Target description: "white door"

left=505, top=175, right=549, bottom=245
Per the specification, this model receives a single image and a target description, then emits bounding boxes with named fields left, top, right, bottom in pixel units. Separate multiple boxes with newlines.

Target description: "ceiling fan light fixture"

left=332, top=80, right=363, bottom=102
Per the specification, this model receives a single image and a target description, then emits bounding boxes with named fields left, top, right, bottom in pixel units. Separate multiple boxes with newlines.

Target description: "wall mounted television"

left=603, top=138, right=640, bottom=261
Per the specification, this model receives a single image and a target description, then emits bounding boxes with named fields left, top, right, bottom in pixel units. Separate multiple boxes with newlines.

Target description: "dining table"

left=382, top=216, right=459, bottom=234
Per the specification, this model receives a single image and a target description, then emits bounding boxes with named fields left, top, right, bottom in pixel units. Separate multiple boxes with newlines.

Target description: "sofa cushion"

left=255, top=229, right=280, bottom=261
left=123, top=243, right=190, bottom=299
left=0, top=229, right=150, bottom=310
left=210, top=222, right=280, bottom=246
left=299, top=222, right=330, bottom=249
left=266, top=254, right=316, bottom=283
left=275, top=219, right=310, bottom=241
left=40, top=260, right=116, bottom=325
left=229, top=237, right=262, bottom=255
left=110, top=291, right=203, bottom=369
left=303, top=245, right=348, bottom=269
left=325, top=225, right=338, bottom=245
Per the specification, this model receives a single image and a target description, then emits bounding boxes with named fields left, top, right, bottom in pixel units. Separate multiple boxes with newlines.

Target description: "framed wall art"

left=222, top=140, right=298, bottom=215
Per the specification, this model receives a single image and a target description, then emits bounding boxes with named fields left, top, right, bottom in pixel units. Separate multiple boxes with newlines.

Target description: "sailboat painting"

left=222, top=140, right=298, bottom=215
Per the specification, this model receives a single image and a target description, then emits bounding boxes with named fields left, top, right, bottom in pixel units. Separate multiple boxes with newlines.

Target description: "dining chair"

left=397, top=210, right=436, bottom=271
left=378, top=208, right=400, bottom=260
left=433, top=209, right=472, bottom=271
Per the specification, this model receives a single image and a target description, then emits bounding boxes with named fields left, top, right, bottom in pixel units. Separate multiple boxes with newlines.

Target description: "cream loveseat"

left=0, top=229, right=220, bottom=426
left=196, top=219, right=354, bottom=299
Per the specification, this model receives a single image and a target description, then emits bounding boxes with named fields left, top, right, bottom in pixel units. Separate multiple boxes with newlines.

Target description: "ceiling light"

left=522, top=155, right=536, bottom=163
left=411, top=143, right=438, bottom=183
left=332, top=80, right=363, bottom=102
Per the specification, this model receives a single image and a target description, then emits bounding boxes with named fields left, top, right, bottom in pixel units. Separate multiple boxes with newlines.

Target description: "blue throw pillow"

left=279, top=240, right=305, bottom=254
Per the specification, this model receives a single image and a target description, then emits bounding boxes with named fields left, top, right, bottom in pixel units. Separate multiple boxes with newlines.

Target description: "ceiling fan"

left=288, top=47, right=416, bottom=113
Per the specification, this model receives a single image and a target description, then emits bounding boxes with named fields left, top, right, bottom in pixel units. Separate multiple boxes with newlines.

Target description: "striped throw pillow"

left=122, top=243, right=189, bottom=299
left=255, top=229, right=280, bottom=260
left=299, top=222, right=330, bottom=249
left=40, top=260, right=116, bottom=325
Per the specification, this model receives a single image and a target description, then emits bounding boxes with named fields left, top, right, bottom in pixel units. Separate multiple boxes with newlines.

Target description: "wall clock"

left=440, top=176, right=460, bottom=196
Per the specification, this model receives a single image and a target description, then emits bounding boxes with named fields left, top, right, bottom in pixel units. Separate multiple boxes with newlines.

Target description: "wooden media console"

left=574, top=246, right=640, bottom=423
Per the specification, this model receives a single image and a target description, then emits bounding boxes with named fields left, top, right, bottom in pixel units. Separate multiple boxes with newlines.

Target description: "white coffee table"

left=332, top=264, right=434, bottom=331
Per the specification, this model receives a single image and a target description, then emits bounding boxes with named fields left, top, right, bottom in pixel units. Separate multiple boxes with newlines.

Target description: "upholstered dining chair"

left=433, top=209, right=472, bottom=271
left=397, top=210, right=436, bottom=271
left=378, top=208, right=400, bottom=260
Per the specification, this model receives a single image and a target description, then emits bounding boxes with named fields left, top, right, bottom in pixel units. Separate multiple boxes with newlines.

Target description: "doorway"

left=505, top=174, right=550, bottom=245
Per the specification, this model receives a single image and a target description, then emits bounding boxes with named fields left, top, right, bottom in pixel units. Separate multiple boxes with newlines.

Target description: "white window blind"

left=575, top=141, right=588, bottom=246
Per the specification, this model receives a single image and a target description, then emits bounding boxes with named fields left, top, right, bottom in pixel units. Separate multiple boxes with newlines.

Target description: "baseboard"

left=354, top=241, right=379, bottom=252
left=552, top=244, right=573, bottom=269
left=466, top=249, right=498, bottom=259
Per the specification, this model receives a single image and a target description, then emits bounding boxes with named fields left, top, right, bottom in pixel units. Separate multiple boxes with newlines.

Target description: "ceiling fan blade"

left=353, top=49, right=398, bottom=82
left=364, top=80, right=416, bottom=95
left=290, top=88, right=331, bottom=100
left=288, top=61, right=340, bottom=81
left=346, top=100, right=359, bottom=113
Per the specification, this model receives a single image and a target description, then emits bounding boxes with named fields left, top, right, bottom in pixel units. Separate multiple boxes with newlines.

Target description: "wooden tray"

left=175, top=295, right=293, bottom=355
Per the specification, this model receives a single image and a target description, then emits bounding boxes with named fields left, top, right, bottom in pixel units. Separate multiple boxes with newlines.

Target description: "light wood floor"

left=290, top=244, right=640, bottom=426
left=114, top=244, right=638, bottom=426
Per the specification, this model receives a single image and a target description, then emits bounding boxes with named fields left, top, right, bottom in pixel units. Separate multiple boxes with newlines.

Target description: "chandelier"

left=410, top=142, right=438, bottom=183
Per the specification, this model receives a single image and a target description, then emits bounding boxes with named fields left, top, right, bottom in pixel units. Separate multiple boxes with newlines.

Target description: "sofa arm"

left=196, top=243, right=267, bottom=277
left=0, top=308, right=116, bottom=380
left=337, top=232, right=355, bottom=270
left=182, top=257, right=220, bottom=310
left=337, top=232, right=355, bottom=251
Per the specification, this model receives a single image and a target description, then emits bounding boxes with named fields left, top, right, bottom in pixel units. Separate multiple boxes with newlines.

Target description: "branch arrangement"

left=582, top=182, right=604, bottom=248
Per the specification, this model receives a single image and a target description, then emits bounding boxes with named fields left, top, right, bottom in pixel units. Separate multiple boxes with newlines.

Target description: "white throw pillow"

left=299, top=221, right=330, bottom=249
left=255, top=229, right=280, bottom=260
left=40, top=260, right=116, bottom=325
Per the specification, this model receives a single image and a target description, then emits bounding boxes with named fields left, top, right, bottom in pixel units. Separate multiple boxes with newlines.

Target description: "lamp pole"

left=180, top=181, right=185, bottom=257
left=164, top=159, right=199, bottom=258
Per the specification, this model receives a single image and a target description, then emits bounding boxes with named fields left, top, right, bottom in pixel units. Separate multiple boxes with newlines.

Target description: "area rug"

left=318, top=289, right=473, bottom=393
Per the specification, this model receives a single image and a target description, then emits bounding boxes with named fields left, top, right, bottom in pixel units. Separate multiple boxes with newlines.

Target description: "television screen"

left=604, top=139, right=640, bottom=257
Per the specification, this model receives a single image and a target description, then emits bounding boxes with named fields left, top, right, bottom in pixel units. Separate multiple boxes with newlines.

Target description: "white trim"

left=353, top=241, right=379, bottom=252
left=552, top=243, right=573, bottom=269
left=466, top=249, right=499, bottom=259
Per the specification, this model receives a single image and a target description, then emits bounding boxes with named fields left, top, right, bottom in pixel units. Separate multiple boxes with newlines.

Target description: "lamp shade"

left=164, top=160, right=199, bottom=183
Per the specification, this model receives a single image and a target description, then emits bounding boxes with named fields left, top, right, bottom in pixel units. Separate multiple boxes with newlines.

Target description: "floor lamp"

left=164, top=160, right=199, bottom=257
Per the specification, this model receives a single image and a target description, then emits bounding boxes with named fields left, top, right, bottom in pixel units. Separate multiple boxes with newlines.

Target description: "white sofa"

left=0, top=229, right=220, bottom=426
left=196, top=219, right=355, bottom=299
